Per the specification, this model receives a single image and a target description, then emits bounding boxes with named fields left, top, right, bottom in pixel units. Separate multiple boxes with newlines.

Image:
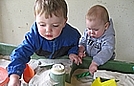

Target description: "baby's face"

left=86, top=19, right=108, bottom=38
left=36, top=13, right=67, bottom=40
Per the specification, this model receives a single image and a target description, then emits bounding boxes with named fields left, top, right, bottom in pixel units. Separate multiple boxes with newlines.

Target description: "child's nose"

left=46, top=26, right=52, bottom=32
left=90, top=30, right=94, bottom=34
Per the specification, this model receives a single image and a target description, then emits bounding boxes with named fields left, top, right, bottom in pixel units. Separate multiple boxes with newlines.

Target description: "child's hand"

left=69, top=54, right=82, bottom=65
left=8, top=74, right=20, bottom=86
left=78, top=51, right=86, bottom=58
left=89, top=61, right=98, bottom=75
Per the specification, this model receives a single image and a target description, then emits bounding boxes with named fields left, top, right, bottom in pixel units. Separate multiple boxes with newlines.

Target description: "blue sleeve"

left=7, top=22, right=40, bottom=77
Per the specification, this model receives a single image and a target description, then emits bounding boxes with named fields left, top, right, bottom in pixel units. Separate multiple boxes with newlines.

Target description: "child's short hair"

left=34, top=0, right=67, bottom=19
left=86, top=5, right=109, bottom=23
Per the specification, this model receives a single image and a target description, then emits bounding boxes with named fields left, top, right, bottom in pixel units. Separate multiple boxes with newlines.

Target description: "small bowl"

left=0, top=67, right=9, bottom=86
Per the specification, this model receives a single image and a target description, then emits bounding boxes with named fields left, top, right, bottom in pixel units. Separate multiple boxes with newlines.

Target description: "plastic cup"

left=23, top=64, right=35, bottom=83
left=50, top=64, right=65, bottom=86
left=0, top=67, right=9, bottom=86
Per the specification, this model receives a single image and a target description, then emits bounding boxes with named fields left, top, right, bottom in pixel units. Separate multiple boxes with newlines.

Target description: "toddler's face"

left=36, top=13, right=67, bottom=40
left=86, top=19, right=108, bottom=38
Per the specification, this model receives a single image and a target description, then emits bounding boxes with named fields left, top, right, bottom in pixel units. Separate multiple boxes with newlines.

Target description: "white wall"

left=0, top=0, right=134, bottom=62
left=0, top=2, right=2, bottom=42
left=0, top=0, right=34, bottom=44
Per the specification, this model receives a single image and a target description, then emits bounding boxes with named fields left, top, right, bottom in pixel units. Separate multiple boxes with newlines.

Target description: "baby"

left=78, top=5, right=115, bottom=75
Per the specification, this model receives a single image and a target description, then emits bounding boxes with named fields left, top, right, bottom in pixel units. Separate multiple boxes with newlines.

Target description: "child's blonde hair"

left=34, top=0, right=67, bottom=19
left=86, top=5, right=109, bottom=24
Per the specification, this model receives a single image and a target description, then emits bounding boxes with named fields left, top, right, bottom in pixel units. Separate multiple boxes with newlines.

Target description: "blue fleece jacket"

left=7, top=22, right=81, bottom=77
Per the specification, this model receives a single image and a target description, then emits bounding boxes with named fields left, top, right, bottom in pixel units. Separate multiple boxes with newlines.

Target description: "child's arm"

left=93, top=19, right=115, bottom=66
left=8, top=74, right=20, bottom=86
left=78, top=29, right=88, bottom=58
left=7, top=22, right=40, bottom=85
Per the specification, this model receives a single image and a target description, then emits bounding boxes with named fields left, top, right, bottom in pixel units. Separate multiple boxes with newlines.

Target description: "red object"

left=0, top=67, right=9, bottom=86
left=23, top=64, right=35, bottom=83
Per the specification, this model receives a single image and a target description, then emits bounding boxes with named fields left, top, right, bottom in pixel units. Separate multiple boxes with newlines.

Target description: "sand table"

left=0, top=57, right=134, bottom=86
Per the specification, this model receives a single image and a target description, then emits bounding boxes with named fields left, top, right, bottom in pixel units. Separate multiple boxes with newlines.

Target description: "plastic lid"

left=0, top=67, right=9, bottom=86
left=51, top=64, right=65, bottom=75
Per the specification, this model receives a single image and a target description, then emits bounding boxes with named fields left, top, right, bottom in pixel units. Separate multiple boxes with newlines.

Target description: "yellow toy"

left=91, top=77, right=117, bottom=86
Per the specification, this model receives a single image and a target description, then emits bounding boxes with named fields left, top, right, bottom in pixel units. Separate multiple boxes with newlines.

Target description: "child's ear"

left=63, top=17, right=68, bottom=27
left=104, top=22, right=110, bottom=30
left=64, top=17, right=68, bottom=24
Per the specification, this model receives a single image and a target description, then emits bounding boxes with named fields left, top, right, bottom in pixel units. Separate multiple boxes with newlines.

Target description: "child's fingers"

left=74, top=57, right=79, bottom=65
left=75, top=56, right=82, bottom=65
left=78, top=56, right=82, bottom=64
left=78, top=53, right=82, bottom=57
left=79, top=52, right=86, bottom=59
left=69, top=54, right=82, bottom=65
left=72, top=57, right=79, bottom=65
left=89, top=64, right=97, bottom=75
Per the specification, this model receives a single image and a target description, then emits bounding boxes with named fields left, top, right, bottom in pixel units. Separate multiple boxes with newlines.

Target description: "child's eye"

left=88, top=28, right=99, bottom=31
left=53, top=24, right=59, bottom=27
left=94, top=29, right=99, bottom=31
left=88, top=28, right=91, bottom=30
left=40, top=24, right=45, bottom=27
left=38, top=22, right=46, bottom=27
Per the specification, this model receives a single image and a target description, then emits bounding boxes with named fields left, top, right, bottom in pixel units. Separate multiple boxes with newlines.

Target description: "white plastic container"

left=50, top=64, right=65, bottom=86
